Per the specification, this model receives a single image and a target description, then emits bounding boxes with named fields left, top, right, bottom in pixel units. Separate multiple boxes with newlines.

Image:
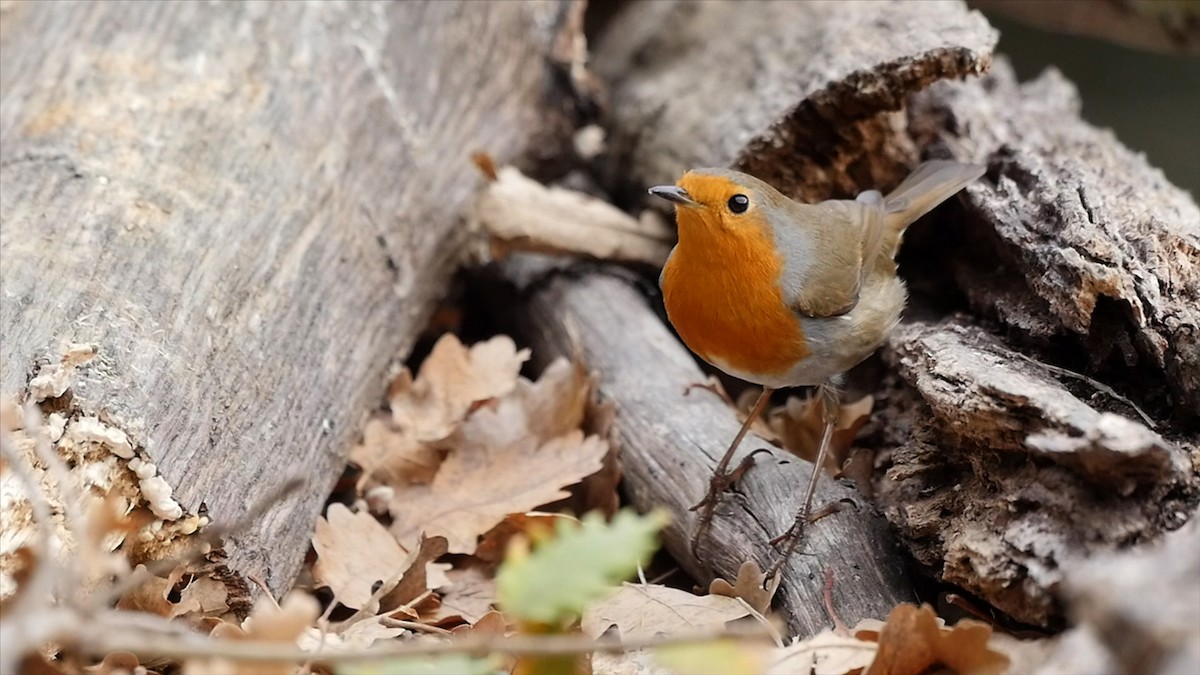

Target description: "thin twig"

left=79, top=621, right=775, bottom=664
left=823, top=568, right=849, bottom=636
left=1012, top=351, right=1156, bottom=428
left=379, top=618, right=453, bottom=635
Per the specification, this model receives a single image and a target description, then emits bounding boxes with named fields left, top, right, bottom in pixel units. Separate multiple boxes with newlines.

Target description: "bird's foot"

left=766, top=498, right=854, bottom=578
left=688, top=450, right=769, bottom=559
left=688, top=450, right=767, bottom=512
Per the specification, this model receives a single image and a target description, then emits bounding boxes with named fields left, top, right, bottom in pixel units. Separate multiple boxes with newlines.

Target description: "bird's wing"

left=775, top=200, right=878, bottom=318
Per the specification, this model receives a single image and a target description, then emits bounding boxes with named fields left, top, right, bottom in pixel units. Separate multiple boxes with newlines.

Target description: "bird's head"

left=649, top=168, right=790, bottom=243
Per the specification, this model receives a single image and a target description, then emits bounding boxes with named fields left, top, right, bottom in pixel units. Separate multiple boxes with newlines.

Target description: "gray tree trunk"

left=0, top=0, right=581, bottom=608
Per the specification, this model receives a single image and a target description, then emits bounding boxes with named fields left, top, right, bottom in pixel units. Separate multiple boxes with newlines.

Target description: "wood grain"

left=0, top=0, right=577, bottom=602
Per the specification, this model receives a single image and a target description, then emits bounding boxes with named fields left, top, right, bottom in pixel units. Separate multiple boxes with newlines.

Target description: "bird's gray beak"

left=648, top=185, right=699, bottom=207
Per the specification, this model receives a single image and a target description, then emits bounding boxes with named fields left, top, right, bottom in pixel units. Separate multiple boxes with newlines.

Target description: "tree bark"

left=590, top=0, right=997, bottom=203
left=868, top=59, right=1200, bottom=629
left=0, top=0, right=580, bottom=608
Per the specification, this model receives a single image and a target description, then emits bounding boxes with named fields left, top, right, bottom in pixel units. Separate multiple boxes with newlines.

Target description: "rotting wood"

left=590, top=0, right=998, bottom=203
left=499, top=266, right=916, bottom=638
left=0, top=0, right=581, bottom=607
left=908, top=60, right=1200, bottom=419
left=1038, top=515, right=1200, bottom=674
left=876, top=317, right=1195, bottom=627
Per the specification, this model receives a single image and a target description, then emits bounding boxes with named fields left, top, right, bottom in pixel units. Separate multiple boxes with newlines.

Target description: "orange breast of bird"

left=660, top=211, right=809, bottom=381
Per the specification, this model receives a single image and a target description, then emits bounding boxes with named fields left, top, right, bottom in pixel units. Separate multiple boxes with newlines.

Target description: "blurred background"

left=977, top=7, right=1200, bottom=198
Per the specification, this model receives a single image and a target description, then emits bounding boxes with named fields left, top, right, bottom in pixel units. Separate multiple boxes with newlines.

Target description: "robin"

left=649, top=160, right=985, bottom=565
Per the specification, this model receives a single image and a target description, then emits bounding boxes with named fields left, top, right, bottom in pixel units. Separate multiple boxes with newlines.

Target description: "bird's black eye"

left=727, top=194, right=749, bottom=214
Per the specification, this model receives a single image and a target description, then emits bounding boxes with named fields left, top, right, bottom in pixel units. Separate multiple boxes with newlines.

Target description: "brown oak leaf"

left=768, top=394, right=874, bottom=475
left=431, top=564, right=497, bottom=625
left=389, top=333, right=529, bottom=442
left=862, top=603, right=1011, bottom=675
left=311, top=503, right=408, bottom=609
left=389, top=431, right=607, bottom=553
left=349, top=414, right=441, bottom=489
left=709, top=560, right=781, bottom=615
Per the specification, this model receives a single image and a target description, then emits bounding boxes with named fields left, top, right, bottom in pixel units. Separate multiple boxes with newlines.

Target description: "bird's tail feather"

left=883, top=160, right=985, bottom=232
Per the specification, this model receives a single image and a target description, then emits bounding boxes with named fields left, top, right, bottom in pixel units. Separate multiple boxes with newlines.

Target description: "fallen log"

left=0, top=0, right=581, bottom=607
left=590, top=0, right=997, bottom=202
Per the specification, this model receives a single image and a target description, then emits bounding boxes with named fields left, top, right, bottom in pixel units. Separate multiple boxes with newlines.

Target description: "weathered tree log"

left=909, top=61, right=1200, bottom=419
left=590, top=0, right=997, bottom=203
left=856, top=60, right=1200, bottom=629
left=0, top=0, right=580, bottom=606
left=877, top=317, right=1194, bottom=627
left=500, top=267, right=914, bottom=637
left=1037, top=515, right=1200, bottom=674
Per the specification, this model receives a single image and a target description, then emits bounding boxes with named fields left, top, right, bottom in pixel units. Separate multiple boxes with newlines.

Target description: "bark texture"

left=591, top=0, right=998, bottom=202
left=0, top=0, right=579, bottom=606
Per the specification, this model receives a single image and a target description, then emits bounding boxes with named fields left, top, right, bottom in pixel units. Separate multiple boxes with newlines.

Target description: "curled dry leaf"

left=311, top=503, right=408, bottom=610
left=861, top=603, right=1010, bottom=675
left=116, top=564, right=199, bottom=618
left=389, top=333, right=530, bottom=443
left=377, top=535, right=450, bottom=613
left=474, top=511, right=579, bottom=563
left=709, top=560, right=781, bottom=615
left=766, top=630, right=878, bottom=675
left=451, top=609, right=508, bottom=638
left=349, top=415, right=441, bottom=489
left=431, top=563, right=497, bottom=625
left=581, top=583, right=752, bottom=641
left=471, top=163, right=674, bottom=267
left=186, top=591, right=320, bottom=675
left=177, top=574, right=231, bottom=621
left=768, top=394, right=874, bottom=476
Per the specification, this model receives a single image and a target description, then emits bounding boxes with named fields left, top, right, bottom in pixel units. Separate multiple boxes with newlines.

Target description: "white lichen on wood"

left=0, top=345, right=197, bottom=601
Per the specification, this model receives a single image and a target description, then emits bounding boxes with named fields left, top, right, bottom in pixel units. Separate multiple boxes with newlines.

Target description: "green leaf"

left=496, top=508, right=670, bottom=625
left=337, top=654, right=503, bottom=675
left=656, top=640, right=766, bottom=675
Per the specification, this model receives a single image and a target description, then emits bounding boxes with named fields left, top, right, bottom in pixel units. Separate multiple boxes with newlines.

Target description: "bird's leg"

left=689, top=386, right=774, bottom=558
left=767, top=382, right=841, bottom=577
